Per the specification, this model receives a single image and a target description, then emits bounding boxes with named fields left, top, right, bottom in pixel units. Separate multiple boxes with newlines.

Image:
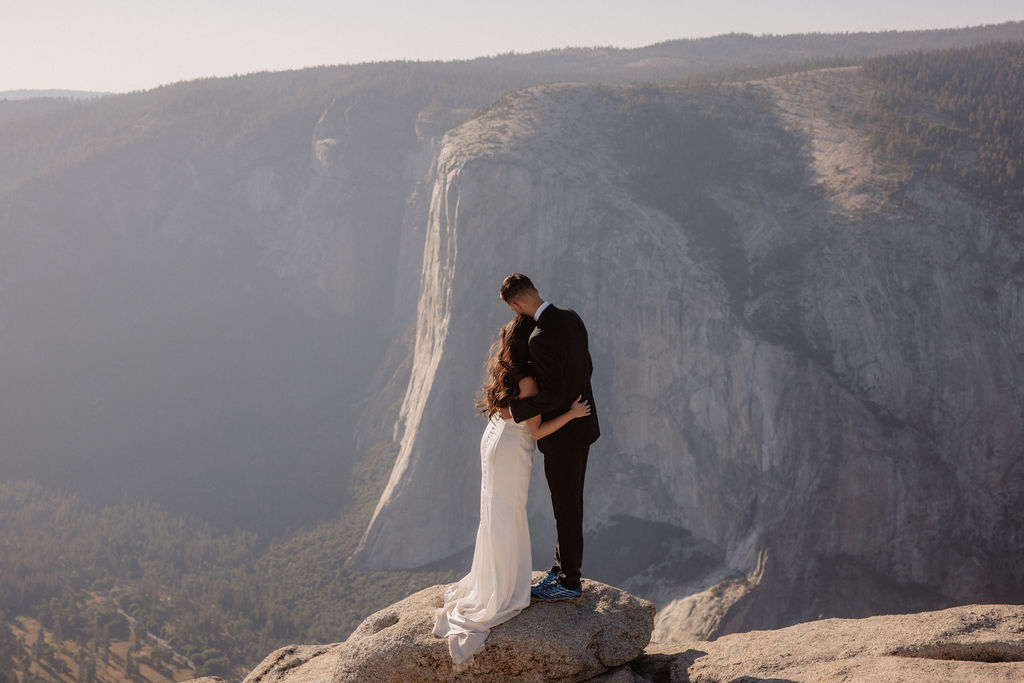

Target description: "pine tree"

left=100, top=625, right=110, bottom=668
left=53, top=610, right=63, bottom=646
left=124, top=651, right=136, bottom=677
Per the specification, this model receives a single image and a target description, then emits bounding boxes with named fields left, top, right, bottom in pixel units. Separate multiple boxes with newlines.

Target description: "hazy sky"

left=2, top=0, right=1021, bottom=93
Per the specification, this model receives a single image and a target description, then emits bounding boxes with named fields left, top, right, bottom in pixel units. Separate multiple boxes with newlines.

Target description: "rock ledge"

left=239, top=576, right=654, bottom=682
left=642, top=603, right=1024, bottom=683
left=335, top=575, right=655, bottom=682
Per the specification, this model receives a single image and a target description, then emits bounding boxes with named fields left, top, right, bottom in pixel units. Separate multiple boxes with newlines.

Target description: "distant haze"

left=1, top=0, right=1021, bottom=92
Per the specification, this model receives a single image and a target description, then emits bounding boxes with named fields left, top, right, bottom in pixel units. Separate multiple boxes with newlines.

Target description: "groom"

left=499, top=273, right=600, bottom=600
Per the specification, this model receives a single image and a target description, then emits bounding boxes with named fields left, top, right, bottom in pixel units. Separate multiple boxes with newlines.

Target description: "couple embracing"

left=433, top=273, right=600, bottom=665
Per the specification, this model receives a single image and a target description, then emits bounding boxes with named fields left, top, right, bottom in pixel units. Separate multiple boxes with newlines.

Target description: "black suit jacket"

left=509, top=304, right=600, bottom=455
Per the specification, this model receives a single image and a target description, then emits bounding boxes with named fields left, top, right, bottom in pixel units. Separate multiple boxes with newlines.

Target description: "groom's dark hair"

left=500, top=273, right=537, bottom=302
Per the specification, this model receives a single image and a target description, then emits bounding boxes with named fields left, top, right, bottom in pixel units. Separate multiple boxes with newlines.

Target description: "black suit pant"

left=543, top=444, right=589, bottom=589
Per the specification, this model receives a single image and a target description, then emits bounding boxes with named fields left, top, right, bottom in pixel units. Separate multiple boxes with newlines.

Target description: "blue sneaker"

left=532, top=572, right=559, bottom=590
left=531, top=579, right=582, bottom=601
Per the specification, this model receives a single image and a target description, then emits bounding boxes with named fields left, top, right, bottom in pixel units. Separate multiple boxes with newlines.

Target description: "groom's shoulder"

left=549, top=307, right=589, bottom=341
left=547, top=304, right=576, bottom=318
left=542, top=305, right=574, bottom=326
left=537, top=304, right=587, bottom=333
left=561, top=306, right=587, bottom=330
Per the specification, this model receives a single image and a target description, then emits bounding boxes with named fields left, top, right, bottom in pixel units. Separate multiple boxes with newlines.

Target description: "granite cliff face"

left=352, top=68, right=1024, bottom=635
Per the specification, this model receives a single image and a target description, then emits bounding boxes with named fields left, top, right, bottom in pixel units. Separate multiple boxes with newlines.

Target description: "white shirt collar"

left=534, top=300, right=551, bottom=322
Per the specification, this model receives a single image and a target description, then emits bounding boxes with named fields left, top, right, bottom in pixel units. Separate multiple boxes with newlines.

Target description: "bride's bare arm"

left=516, top=376, right=589, bottom=440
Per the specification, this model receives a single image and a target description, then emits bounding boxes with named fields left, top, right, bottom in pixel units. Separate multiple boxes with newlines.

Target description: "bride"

left=432, top=313, right=590, bottom=666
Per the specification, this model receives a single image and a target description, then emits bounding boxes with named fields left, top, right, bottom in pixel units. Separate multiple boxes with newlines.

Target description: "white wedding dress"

left=433, top=413, right=535, bottom=665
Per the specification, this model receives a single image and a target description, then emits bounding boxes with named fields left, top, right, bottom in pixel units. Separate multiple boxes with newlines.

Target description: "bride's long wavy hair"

left=476, top=314, right=536, bottom=416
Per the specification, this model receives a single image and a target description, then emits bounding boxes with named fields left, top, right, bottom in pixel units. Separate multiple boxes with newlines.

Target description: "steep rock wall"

left=353, top=73, right=1024, bottom=632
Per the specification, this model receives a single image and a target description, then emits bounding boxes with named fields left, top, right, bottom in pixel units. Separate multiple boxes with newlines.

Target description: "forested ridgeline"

left=0, top=474, right=454, bottom=681
left=854, top=41, right=1024, bottom=206
left=3, top=22, right=1023, bottom=193
left=0, top=60, right=548, bottom=199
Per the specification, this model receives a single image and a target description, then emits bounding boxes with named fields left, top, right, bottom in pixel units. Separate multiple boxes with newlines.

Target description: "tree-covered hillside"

left=479, top=21, right=1024, bottom=80
left=0, top=472, right=455, bottom=680
left=855, top=41, right=1024, bottom=207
